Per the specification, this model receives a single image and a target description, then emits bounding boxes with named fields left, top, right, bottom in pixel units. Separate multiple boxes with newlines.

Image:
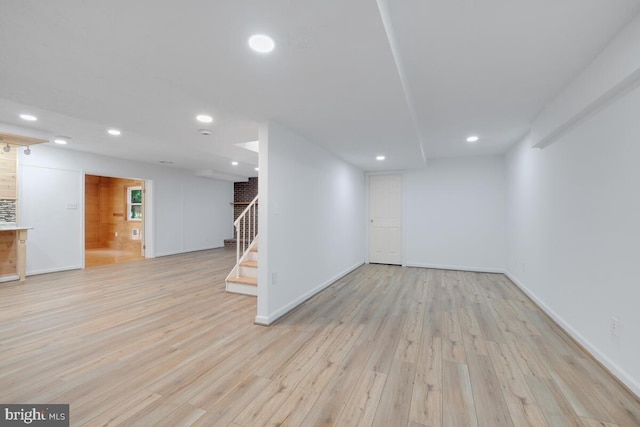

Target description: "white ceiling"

left=1, top=0, right=639, bottom=179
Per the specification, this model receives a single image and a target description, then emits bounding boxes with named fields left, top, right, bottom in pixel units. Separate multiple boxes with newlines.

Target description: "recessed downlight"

left=255, top=167, right=259, bottom=171
left=376, top=155, right=386, bottom=161
left=466, top=135, right=479, bottom=143
left=53, top=136, right=70, bottom=145
left=107, top=129, right=121, bottom=136
left=231, top=161, right=239, bottom=166
left=196, top=114, right=213, bottom=123
left=248, top=34, right=275, bottom=53
left=19, top=114, right=37, bottom=121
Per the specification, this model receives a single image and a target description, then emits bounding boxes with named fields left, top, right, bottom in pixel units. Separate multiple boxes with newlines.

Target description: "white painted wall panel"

left=506, top=83, right=640, bottom=396
left=18, top=145, right=233, bottom=273
left=257, top=121, right=365, bottom=324
left=20, top=165, right=83, bottom=274
left=403, top=156, right=507, bottom=272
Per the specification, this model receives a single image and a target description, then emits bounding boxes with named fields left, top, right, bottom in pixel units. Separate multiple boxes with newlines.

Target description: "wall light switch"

left=66, top=202, right=78, bottom=210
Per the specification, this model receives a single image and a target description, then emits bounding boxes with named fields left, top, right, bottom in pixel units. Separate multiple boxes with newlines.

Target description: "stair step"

left=250, top=246, right=258, bottom=252
left=240, top=260, right=258, bottom=268
left=227, top=275, right=257, bottom=286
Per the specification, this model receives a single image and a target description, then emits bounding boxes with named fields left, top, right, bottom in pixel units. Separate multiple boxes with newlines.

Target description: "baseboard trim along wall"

left=27, top=265, right=83, bottom=276
left=254, top=261, right=365, bottom=326
left=154, top=245, right=224, bottom=258
left=404, top=262, right=505, bottom=274
left=505, top=271, right=640, bottom=399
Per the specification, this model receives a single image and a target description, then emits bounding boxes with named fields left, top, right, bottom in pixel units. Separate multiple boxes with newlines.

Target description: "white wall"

left=18, top=145, right=233, bottom=275
left=532, top=13, right=640, bottom=149
left=506, top=83, right=640, bottom=396
left=403, top=156, right=506, bottom=272
left=256, top=121, right=365, bottom=324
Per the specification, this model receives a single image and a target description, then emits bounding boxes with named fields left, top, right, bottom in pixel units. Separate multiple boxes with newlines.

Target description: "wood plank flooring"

left=1, top=248, right=639, bottom=426
left=85, top=248, right=145, bottom=268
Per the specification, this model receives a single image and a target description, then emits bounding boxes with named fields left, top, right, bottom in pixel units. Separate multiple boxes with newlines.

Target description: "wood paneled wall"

left=0, top=149, right=17, bottom=200
left=0, top=148, right=18, bottom=277
left=85, top=175, right=144, bottom=253
left=0, top=231, right=17, bottom=276
left=85, top=175, right=101, bottom=249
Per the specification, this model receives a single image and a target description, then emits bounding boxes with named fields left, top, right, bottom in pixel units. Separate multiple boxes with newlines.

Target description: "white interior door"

left=369, top=174, right=402, bottom=265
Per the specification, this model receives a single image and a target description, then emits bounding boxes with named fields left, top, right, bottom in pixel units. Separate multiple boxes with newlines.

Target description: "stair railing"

left=234, top=195, right=258, bottom=276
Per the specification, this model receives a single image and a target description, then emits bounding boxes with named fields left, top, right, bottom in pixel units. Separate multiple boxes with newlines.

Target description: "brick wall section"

left=233, top=177, right=258, bottom=222
left=225, top=177, right=258, bottom=247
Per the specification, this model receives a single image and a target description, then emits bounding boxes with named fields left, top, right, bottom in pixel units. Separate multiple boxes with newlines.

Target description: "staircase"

left=225, top=195, right=258, bottom=296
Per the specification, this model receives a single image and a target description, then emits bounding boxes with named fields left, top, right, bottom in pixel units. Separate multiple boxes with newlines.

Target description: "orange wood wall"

left=0, top=148, right=17, bottom=200
left=0, top=231, right=17, bottom=276
left=84, top=175, right=144, bottom=253
left=85, top=175, right=101, bottom=249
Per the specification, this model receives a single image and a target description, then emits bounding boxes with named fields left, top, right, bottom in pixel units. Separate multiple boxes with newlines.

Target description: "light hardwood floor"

left=1, top=248, right=639, bottom=426
left=85, top=248, right=145, bottom=268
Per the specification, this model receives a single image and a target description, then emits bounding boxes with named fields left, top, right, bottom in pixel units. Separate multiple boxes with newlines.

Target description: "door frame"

left=81, top=171, right=154, bottom=268
left=365, top=170, right=405, bottom=266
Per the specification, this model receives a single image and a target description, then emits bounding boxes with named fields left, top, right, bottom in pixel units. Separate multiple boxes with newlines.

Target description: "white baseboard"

left=405, top=262, right=505, bottom=274
left=155, top=245, right=225, bottom=258
left=27, top=265, right=83, bottom=276
left=0, top=275, right=20, bottom=283
left=504, top=270, right=640, bottom=399
left=254, top=261, right=364, bottom=326
left=254, top=315, right=269, bottom=326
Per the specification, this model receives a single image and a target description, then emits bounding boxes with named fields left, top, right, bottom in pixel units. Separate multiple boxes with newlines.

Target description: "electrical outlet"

left=610, top=317, right=619, bottom=337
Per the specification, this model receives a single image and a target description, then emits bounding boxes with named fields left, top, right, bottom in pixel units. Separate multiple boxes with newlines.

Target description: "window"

left=127, top=186, right=143, bottom=221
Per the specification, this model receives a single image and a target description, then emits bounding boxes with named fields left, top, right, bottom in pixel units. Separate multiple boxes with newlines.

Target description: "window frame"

left=127, top=186, right=143, bottom=221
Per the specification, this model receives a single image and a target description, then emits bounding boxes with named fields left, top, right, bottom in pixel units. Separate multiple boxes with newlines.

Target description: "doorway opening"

left=84, top=174, right=146, bottom=268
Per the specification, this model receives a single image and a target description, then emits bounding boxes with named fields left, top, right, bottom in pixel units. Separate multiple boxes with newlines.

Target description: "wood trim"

left=0, top=132, right=48, bottom=147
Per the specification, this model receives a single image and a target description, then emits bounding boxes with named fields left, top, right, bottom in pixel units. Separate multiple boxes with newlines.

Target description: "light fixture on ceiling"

left=196, top=114, right=213, bottom=123
left=248, top=34, right=275, bottom=53
left=466, top=135, right=479, bottom=143
left=3, top=144, right=10, bottom=153
left=198, top=129, right=213, bottom=136
left=107, top=129, right=121, bottom=136
left=24, top=146, right=31, bottom=155
left=231, top=161, right=239, bottom=166
left=54, top=136, right=70, bottom=145
left=255, top=167, right=259, bottom=171
left=19, top=114, right=37, bottom=121
left=376, top=155, right=385, bottom=161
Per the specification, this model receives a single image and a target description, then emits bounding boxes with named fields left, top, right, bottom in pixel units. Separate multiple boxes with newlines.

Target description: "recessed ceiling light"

left=53, top=136, right=70, bottom=145
left=107, top=129, right=121, bottom=136
left=19, top=114, right=37, bottom=121
left=466, top=135, right=479, bottom=143
left=248, top=34, right=275, bottom=53
left=376, top=155, right=386, bottom=161
left=231, top=161, right=238, bottom=166
left=196, top=114, right=213, bottom=123
left=255, top=167, right=259, bottom=171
